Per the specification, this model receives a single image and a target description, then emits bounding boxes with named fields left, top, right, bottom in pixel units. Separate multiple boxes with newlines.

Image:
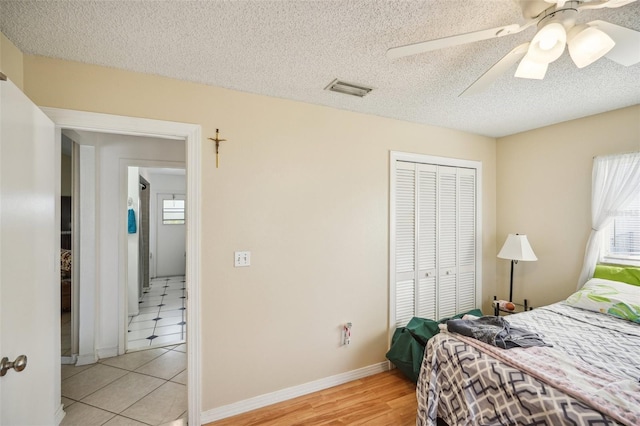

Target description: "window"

left=602, top=192, right=640, bottom=265
left=162, top=199, right=185, bottom=225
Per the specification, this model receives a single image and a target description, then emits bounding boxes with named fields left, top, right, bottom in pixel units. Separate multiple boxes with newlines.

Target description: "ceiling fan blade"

left=543, top=0, right=568, bottom=7
left=460, top=43, right=529, bottom=97
left=589, top=20, right=640, bottom=66
left=577, top=0, right=637, bottom=10
left=387, top=24, right=525, bottom=59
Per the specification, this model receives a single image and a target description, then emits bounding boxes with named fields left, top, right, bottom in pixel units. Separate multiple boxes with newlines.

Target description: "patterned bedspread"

left=416, top=303, right=640, bottom=425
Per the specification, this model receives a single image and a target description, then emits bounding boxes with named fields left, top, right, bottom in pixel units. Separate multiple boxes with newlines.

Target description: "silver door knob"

left=0, top=355, right=27, bottom=377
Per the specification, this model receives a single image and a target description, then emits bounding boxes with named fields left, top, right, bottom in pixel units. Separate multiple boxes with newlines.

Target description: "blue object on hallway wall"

left=128, top=208, right=137, bottom=234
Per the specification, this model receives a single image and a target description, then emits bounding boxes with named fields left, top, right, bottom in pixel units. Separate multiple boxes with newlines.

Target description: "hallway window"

left=163, top=199, right=185, bottom=225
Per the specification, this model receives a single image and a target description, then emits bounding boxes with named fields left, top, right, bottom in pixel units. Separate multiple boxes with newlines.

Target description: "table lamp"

left=497, top=234, right=537, bottom=302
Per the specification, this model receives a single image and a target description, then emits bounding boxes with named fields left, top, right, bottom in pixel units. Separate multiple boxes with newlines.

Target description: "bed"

left=416, top=272, right=640, bottom=426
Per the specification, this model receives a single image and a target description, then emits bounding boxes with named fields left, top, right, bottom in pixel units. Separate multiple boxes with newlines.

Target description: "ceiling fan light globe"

left=529, top=22, right=567, bottom=63
left=568, top=25, right=616, bottom=68
left=515, top=55, right=548, bottom=79
left=538, top=38, right=557, bottom=51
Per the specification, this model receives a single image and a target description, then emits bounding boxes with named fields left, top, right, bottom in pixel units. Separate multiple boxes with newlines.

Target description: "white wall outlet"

left=343, top=322, right=352, bottom=346
left=234, top=251, right=251, bottom=267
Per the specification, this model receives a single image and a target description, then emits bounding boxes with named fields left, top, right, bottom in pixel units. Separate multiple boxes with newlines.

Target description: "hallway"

left=128, top=276, right=187, bottom=350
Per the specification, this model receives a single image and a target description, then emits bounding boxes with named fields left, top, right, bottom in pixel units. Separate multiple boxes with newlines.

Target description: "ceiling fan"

left=387, top=0, right=640, bottom=96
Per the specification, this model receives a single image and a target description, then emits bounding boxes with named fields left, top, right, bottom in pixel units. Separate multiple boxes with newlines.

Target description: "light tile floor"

left=128, top=276, right=187, bottom=351
left=61, top=344, right=187, bottom=426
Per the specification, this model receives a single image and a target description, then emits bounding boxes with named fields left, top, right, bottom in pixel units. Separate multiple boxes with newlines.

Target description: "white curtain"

left=577, top=152, right=640, bottom=289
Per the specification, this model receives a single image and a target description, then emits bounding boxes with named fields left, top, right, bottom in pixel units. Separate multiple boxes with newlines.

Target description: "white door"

left=0, top=78, right=58, bottom=424
left=392, top=157, right=479, bottom=328
left=156, top=193, right=186, bottom=277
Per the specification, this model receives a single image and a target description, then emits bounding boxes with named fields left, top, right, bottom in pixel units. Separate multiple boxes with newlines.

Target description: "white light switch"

left=234, top=251, right=251, bottom=267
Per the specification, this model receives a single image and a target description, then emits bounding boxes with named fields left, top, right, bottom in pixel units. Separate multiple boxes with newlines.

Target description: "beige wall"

left=22, top=54, right=496, bottom=409
left=0, top=32, right=24, bottom=90
left=496, top=105, right=640, bottom=308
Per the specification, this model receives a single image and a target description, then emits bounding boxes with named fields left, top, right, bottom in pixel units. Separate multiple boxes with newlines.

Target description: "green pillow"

left=593, top=264, right=640, bottom=287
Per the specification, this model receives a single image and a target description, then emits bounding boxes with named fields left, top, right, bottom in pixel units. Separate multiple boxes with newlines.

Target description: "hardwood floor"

left=206, top=369, right=417, bottom=426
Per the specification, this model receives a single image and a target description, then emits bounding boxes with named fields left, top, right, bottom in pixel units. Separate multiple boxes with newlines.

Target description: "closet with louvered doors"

left=391, top=153, right=481, bottom=329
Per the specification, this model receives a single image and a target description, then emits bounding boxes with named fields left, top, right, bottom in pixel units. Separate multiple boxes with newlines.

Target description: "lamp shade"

left=497, top=234, right=538, bottom=261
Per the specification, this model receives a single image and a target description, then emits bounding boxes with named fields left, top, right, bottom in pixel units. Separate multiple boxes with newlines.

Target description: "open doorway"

left=57, top=128, right=192, bottom=425
left=127, top=167, right=187, bottom=351
left=60, top=135, right=74, bottom=361
left=139, top=175, right=151, bottom=297
left=44, top=107, right=202, bottom=425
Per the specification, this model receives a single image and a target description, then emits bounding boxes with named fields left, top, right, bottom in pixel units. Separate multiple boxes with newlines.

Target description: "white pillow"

left=565, top=278, right=640, bottom=323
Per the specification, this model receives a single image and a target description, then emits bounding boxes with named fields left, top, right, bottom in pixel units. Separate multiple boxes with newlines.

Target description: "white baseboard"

left=96, top=346, right=118, bottom=360
left=200, top=361, right=390, bottom=423
left=55, top=403, right=66, bottom=425
left=75, top=353, right=98, bottom=366
left=61, top=354, right=77, bottom=365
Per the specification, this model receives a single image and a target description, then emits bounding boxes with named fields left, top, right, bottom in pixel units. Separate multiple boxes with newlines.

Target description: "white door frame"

left=41, top=108, right=203, bottom=426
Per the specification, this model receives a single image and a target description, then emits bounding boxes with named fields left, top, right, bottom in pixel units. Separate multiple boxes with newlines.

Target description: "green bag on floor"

left=385, top=308, right=483, bottom=383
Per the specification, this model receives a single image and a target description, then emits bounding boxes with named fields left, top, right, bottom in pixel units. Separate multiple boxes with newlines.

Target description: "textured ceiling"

left=1, top=0, right=639, bottom=137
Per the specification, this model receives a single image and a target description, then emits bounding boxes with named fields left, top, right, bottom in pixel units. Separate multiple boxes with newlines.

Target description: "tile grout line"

left=64, top=345, right=172, bottom=395
left=150, top=285, right=165, bottom=341
left=64, top=357, right=187, bottom=423
left=73, top=393, right=156, bottom=423
left=67, top=348, right=181, bottom=382
left=86, top=376, right=168, bottom=423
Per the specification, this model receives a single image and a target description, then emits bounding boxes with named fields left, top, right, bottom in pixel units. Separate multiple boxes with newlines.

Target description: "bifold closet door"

left=457, top=167, right=477, bottom=314
left=393, top=161, right=476, bottom=327
left=394, top=161, right=417, bottom=328
left=436, top=166, right=477, bottom=318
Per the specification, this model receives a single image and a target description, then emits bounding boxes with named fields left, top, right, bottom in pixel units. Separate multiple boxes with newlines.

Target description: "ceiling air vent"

left=324, top=79, right=373, bottom=97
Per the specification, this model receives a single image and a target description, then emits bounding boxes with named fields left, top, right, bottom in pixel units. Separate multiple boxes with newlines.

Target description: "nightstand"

left=492, top=296, right=532, bottom=316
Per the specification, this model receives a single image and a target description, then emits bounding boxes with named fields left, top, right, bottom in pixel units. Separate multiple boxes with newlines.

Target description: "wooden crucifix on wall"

left=208, top=129, right=227, bottom=168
